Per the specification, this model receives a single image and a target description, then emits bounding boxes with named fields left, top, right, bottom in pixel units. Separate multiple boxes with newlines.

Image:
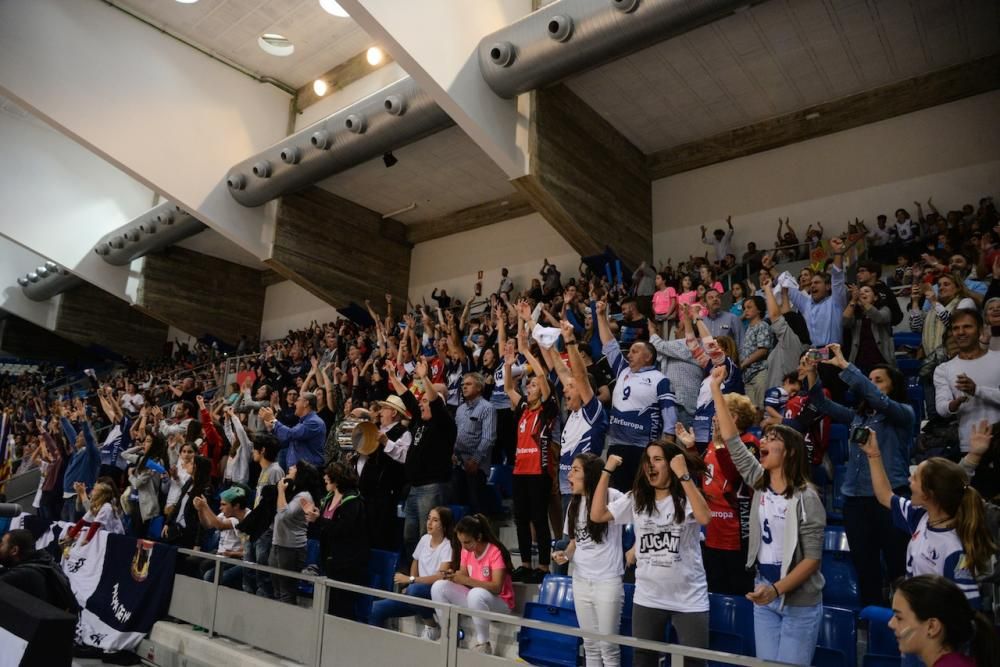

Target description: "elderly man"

left=703, top=288, right=744, bottom=348
left=786, top=236, right=847, bottom=347
left=259, top=391, right=326, bottom=467
left=452, top=372, right=496, bottom=514
left=597, top=300, right=677, bottom=491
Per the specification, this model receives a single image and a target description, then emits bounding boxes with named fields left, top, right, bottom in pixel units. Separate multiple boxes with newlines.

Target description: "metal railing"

left=171, top=548, right=786, bottom=667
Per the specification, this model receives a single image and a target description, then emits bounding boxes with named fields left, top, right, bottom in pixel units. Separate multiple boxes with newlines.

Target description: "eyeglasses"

left=760, top=431, right=785, bottom=443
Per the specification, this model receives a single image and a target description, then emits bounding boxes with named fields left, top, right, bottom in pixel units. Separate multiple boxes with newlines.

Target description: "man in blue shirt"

left=259, top=392, right=326, bottom=468
left=786, top=236, right=847, bottom=347
left=703, top=289, right=744, bottom=348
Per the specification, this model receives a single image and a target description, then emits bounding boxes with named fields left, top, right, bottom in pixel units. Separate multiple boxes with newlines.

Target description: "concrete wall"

left=261, top=281, right=340, bottom=342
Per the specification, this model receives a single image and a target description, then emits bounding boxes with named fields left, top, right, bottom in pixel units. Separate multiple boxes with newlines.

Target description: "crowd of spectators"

left=1, top=194, right=999, bottom=665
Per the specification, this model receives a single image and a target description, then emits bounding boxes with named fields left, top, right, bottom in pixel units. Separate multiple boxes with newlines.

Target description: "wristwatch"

left=679, top=473, right=692, bottom=482
left=409, top=575, right=416, bottom=585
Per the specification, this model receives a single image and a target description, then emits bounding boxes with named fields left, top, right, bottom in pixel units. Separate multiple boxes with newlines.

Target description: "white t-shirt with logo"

left=608, top=492, right=708, bottom=612
left=565, top=487, right=624, bottom=581
left=756, top=489, right=788, bottom=584
left=216, top=514, right=243, bottom=555
left=412, top=533, right=454, bottom=578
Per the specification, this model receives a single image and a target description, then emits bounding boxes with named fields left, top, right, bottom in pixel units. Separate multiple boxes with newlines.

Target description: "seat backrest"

left=823, top=526, right=850, bottom=553
left=821, top=554, right=860, bottom=611
left=622, top=524, right=635, bottom=553
left=305, top=538, right=321, bottom=566
left=817, top=606, right=858, bottom=667
left=708, top=593, right=755, bottom=656
left=537, top=574, right=574, bottom=608
left=368, top=549, right=399, bottom=591
left=860, top=606, right=899, bottom=657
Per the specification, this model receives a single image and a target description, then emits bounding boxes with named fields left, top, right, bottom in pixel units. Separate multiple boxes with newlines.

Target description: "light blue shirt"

left=704, top=310, right=744, bottom=348
left=272, top=411, right=326, bottom=468
left=787, top=264, right=847, bottom=346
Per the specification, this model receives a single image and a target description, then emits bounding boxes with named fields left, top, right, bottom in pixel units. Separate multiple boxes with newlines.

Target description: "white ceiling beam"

left=0, top=236, right=64, bottom=332
left=337, top=0, right=533, bottom=179
left=0, top=0, right=291, bottom=260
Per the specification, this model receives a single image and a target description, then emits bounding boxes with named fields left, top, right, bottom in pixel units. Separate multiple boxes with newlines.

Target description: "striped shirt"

left=454, top=396, right=497, bottom=466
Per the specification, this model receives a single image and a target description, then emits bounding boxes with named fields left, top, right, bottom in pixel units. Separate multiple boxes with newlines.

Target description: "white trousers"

left=430, top=580, right=510, bottom=644
left=573, top=576, right=624, bottom=667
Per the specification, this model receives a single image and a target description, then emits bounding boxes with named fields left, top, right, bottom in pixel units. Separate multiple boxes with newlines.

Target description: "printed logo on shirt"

left=574, top=525, right=593, bottom=547
left=480, top=565, right=491, bottom=579
left=639, top=530, right=680, bottom=554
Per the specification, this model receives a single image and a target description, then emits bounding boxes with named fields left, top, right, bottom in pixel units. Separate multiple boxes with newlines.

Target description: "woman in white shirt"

left=554, top=453, right=624, bottom=667
left=369, top=506, right=457, bottom=638
left=591, top=442, right=711, bottom=667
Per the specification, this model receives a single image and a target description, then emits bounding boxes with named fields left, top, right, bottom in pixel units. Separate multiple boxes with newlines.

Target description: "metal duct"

left=478, top=0, right=758, bottom=99
left=226, top=77, right=454, bottom=207
left=20, top=265, right=84, bottom=302
left=93, top=201, right=207, bottom=266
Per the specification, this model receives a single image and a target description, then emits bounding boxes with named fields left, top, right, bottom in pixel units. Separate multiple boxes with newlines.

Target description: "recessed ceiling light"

left=313, top=79, right=328, bottom=96
left=366, top=46, right=383, bottom=66
left=319, top=0, right=349, bottom=17
left=175, top=0, right=200, bottom=4
left=258, top=33, right=294, bottom=57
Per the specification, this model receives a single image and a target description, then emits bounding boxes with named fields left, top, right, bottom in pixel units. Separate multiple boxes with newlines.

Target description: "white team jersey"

left=756, top=489, right=788, bottom=584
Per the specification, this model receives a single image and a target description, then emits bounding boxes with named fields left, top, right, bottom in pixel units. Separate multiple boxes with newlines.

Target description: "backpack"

left=19, top=561, right=80, bottom=614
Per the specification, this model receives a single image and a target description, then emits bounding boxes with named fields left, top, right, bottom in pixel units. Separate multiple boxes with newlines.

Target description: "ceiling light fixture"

left=175, top=0, right=200, bottom=4
left=367, top=47, right=384, bottom=66
left=258, top=33, right=295, bottom=57
left=382, top=151, right=398, bottom=168
left=313, top=79, right=328, bottom=96
left=319, top=0, right=350, bottom=17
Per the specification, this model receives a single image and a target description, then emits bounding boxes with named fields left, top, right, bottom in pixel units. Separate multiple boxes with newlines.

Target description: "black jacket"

left=0, top=551, right=79, bottom=612
left=319, top=492, right=369, bottom=574
left=400, top=391, right=456, bottom=486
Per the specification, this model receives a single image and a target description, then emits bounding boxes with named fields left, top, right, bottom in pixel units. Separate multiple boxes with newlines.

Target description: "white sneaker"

left=473, top=642, right=492, bottom=655
left=423, top=625, right=441, bottom=641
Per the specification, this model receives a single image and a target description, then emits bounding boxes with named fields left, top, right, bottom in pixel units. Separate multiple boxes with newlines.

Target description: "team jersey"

left=513, top=397, right=558, bottom=476
left=891, top=495, right=980, bottom=604
left=692, top=357, right=744, bottom=444
left=763, top=386, right=789, bottom=415
left=489, top=356, right=525, bottom=410
left=756, top=488, right=789, bottom=584
left=603, top=340, right=677, bottom=447
left=445, top=357, right=473, bottom=407
left=702, top=440, right=754, bottom=551
left=608, top=492, right=708, bottom=613
left=558, top=396, right=608, bottom=494
left=783, top=389, right=831, bottom=465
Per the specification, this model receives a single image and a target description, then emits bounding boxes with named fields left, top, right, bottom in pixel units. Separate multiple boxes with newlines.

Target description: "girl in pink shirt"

left=430, top=514, right=514, bottom=655
left=652, top=272, right=678, bottom=337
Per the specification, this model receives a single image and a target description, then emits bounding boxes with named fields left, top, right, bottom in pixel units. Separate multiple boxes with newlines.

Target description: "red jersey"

left=513, top=398, right=557, bottom=476
left=702, top=437, right=756, bottom=551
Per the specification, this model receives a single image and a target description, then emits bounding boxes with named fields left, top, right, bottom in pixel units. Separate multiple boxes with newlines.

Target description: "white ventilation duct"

left=226, top=77, right=454, bottom=207
left=478, top=0, right=760, bottom=98
left=93, top=201, right=207, bottom=266
left=19, top=264, right=84, bottom=302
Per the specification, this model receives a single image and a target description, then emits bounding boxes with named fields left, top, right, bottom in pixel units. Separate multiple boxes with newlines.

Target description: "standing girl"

left=711, top=365, right=826, bottom=666
left=591, top=441, right=710, bottom=667
left=430, top=514, right=515, bottom=655
left=554, top=453, right=624, bottom=667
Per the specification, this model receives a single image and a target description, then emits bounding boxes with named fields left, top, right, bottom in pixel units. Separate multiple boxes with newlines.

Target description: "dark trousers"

left=607, top=444, right=644, bottom=493
left=843, top=492, right=909, bottom=606
left=451, top=465, right=489, bottom=515
left=632, top=603, right=708, bottom=667
left=512, top=474, right=552, bottom=568
left=492, top=408, right=515, bottom=465
left=327, top=565, right=367, bottom=620
left=702, top=545, right=753, bottom=596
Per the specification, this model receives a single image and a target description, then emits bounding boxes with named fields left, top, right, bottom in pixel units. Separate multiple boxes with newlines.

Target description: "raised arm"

left=561, top=320, right=594, bottom=405
left=516, top=327, right=550, bottom=403
left=858, top=430, right=893, bottom=508
left=502, top=349, right=521, bottom=407
left=590, top=455, right=618, bottom=524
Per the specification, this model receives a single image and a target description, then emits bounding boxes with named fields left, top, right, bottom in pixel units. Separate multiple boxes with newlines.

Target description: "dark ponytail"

left=455, top=514, right=513, bottom=572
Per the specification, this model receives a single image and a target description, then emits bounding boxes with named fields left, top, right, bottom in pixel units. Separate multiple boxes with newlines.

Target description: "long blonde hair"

left=89, top=482, right=114, bottom=513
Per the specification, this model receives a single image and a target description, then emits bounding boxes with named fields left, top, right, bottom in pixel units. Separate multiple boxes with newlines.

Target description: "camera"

left=850, top=426, right=872, bottom=445
left=807, top=346, right=830, bottom=361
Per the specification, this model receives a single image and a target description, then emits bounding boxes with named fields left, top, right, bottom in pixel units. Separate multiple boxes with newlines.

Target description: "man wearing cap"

left=259, top=391, right=326, bottom=468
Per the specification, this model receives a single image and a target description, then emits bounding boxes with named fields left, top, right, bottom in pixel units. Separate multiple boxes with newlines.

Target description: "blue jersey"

left=603, top=340, right=676, bottom=447
left=692, top=357, right=744, bottom=444
left=763, top=386, right=789, bottom=415
left=559, top=395, right=608, bottom=494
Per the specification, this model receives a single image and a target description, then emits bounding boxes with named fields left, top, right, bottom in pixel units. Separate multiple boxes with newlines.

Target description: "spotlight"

left=319, top=0, right=349, bottom=17
left=367, top=47, right=384, bottom=66
left=313, top=79, right=328, bottom=96
left=382, top=152, right=398, bottom=168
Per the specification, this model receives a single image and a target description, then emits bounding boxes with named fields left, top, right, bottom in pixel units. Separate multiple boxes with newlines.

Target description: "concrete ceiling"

left=566, top=0, right=1000, bottom=154
left=314, top=125, right=517, bottom=224
left=111, top=0, right=375, bottom=88
left=175, top=228, right=267, bottom=269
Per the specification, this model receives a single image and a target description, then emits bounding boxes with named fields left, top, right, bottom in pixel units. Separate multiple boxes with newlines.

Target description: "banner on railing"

left=11, top=515, right=177, bottom=652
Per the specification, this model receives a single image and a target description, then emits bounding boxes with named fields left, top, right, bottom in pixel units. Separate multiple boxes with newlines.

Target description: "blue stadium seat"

left=860, top=606, right=899, bottom=658
left=863, top=656, right=901, bottom=667
left=822, top=551, right=860, bottom=612
left=0, top=517, right=10, bottom=537
left=828, top=424, right=850, bottom=465
left=146, top=515, right=164, bottom=540
left=897, top=358, right=921, bottom=379
left=828, top=465, right=847, bottom=522
left=893, top=332, right=921, bottom=351
left=619, top=583, right=636, bottom=667
left=708, top=593, right=755, bottom=657
left=488, top=464, right=513, bottom=498
left=815, top=606, right=858, bottom=667
left=298, top=538, right=322, bottom=596
left=518, top=602, right=580, bottom=667
left=622, top=523, right=635, bottom=553
left=447, top=504, right=469, bottom=523
left=355, top=549, right=399, bottom=623
left=824, top=526, right=850, bottom=554
left=536, top=574, right=574, bottom=609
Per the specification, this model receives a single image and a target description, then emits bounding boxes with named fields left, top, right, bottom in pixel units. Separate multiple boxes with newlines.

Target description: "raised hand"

left=828, top=237, right=845, bottom=254
left=675, top=422, right=696, bottom=449
left=859, top=429, right=879, bottom=459
left=968, top=420, right=992, bottom=458
left=709, top=364, right=727, bottom=387
left=668, top=452, right=690, bottom=479
left=821, top=343, right=848, bottom=369
left=559, top=318, right=576, bottom=341
left=414, top=358, right=429, bottom=379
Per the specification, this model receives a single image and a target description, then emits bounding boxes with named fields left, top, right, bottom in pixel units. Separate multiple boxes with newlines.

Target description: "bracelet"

left=602, top=468, right=614, bottom=475
left=867, top=454, right=881, bottom=459
left=771, top=583, right=781, bottom=598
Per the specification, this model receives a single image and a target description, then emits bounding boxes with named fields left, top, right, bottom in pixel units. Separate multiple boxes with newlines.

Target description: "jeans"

left=268, top=543, right=306, bottom=604
left=573, top=576, right=624, bottom=667
left=751, top=592, right=823, bottom=666
left=844, top=492, right=909, bottom=606
left=631, top=603, right=708, bottom=667
left=402, top=483, right=448, bottom=564
left=200, top=562, right=244, bottom=589
left=431, top=580, right=510, bottom=644
left=512, top=474, right=551, bottom=569
left=369, top=582, right=434, bottom=628
left=243, top=531, right=274, bottom=598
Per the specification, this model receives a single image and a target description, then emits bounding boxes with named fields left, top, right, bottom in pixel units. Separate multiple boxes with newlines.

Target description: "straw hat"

left=351, top=421, right=380, bottom=457
left=376, top=395, right=410, bottom=419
